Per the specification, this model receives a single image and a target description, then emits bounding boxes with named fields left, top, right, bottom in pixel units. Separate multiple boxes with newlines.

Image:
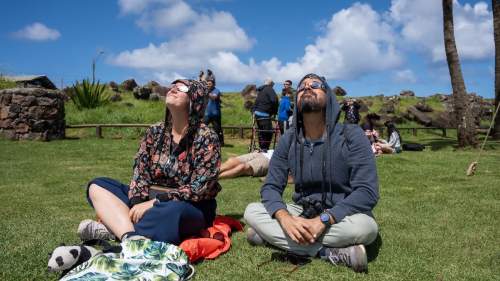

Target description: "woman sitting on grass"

left=374, top=121, right=402, bottom=154
left=78, top=78, right=222, bottom=245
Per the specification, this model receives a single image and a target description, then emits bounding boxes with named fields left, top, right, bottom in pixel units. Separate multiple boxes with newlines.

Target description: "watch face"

left=320, top=213, right=330, bottom=223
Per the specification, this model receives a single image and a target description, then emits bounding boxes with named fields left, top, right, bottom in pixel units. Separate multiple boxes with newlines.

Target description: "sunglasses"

left=169, top=84, right=190, bottom=93
left=296, top=80, right=325, bottom=93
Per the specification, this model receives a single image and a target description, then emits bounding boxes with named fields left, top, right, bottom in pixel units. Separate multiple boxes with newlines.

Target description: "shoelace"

left=328, top=250, right=351, bottom=267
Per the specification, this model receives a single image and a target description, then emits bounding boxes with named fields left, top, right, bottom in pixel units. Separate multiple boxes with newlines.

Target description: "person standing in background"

left=203, top=70, right=224, bottom=146
left=277, top=80, right=294, bottom=135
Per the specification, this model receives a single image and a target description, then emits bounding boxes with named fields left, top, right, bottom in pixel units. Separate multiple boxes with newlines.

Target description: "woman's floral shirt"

left=128, top=122, right=221, bottom=204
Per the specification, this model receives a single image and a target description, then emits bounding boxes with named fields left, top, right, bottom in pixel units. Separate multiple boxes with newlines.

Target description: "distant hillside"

left=66, top=90, right=493, bottom=129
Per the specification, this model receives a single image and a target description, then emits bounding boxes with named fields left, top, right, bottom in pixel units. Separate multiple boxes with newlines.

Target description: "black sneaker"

left=321, top=244, right=368, bottom=273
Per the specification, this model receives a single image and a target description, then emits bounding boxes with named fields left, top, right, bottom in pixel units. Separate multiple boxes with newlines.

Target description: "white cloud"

left=13, top=22, right=61, bottom=41
left=112, top=1, right=254, bottom=79
left=393, top=69, right=417, bottom=83
left=390, top=0, right=493, bottom=61
left=136, top=1, right=196, bottom=31
left=113, top=2, right=402, bottom=84
left=210, top=3, right=404, bottom=83
left=118, top=0, right=170, bottom=14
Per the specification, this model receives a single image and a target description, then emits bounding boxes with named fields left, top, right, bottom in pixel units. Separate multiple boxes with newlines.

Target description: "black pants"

left=205, top=115, right=224, bottom=145
left=278, top=120, right=290, bottom=135
left=256, top=117, right=273, bottom=151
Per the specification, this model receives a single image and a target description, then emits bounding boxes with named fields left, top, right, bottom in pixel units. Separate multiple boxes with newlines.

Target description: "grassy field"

left=64, top=90, right=453, bottom=138
left=0, top=133, right=499, bottom=280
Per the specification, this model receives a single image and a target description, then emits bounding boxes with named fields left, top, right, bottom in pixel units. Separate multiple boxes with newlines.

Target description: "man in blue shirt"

left=204, top=77, right=224, bottom=146
left=244, top=74, right=379, bottom=273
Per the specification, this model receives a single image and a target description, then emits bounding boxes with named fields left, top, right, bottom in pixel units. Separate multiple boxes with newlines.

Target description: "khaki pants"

left=244, top=202, right=378, bottom=257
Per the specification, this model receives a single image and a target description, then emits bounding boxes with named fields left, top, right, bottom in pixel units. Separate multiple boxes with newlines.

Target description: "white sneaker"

left=77, top=219, right=116, bottom=241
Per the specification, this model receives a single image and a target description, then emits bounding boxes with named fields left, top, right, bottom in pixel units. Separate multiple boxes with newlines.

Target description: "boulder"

left=133, top=86, right=151, bottom=100
left=332, top=86, right=347, bottom=96
left=146, top=80, right=160, bottom=89
left=110, top=93, right=122, bottom=102
left=379, top=101, right=396, bottom=114
left=0, top=93, right=12, bottom=105
left=407, top=106, right=432, bottom=126
left=380, top=114, right=404, bottom=125
left=108, top=81, right=119, bottom=92
left=400, top=90, right=415, bottom=97
left=152, top=85, right=169, bottom=97
left=415, top=102, right=433, bottom=112
left=357, top=99, right=370, bottom=113
left=241, top=84, right=257, bottom=111
left=432, top=111, right=455, bottom=128
left=149, top=93, right=160, bottom=101
left=121, top=79, right=138, bottom=91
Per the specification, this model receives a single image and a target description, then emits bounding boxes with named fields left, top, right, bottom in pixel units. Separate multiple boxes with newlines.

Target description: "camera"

left=298, top=197, right=324, bottom=219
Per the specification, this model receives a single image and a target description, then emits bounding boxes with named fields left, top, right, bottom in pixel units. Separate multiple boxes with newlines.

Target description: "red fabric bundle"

left=179, top=216, right=243, bottom=262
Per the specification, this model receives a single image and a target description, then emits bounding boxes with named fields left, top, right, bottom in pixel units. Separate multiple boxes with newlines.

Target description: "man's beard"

left=299, top=90, right=325, bottom=113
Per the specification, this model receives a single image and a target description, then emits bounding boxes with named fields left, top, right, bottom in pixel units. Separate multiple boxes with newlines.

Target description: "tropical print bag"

left=61, top=239, right=194, bottom=281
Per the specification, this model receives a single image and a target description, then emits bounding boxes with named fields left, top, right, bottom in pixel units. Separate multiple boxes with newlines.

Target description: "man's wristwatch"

left=320, top=212, right=332, bottom=226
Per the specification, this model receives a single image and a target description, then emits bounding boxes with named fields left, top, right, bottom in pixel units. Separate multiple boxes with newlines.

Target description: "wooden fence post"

left=442, top=128, right=446, bottom=137
left=239, top=127, right=244, bottom=139
left=412, top=128, right=417, bottom=136
left=96, top=125, right=102, bottom=138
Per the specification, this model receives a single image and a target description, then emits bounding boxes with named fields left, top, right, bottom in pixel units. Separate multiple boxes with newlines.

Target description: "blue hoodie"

left=261, top=74, right=379, bottom=223
left=277, top=96, right=292, bottom=121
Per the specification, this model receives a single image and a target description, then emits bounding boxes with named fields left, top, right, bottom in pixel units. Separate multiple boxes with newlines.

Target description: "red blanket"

left=179, top=216, right=243, bottom=262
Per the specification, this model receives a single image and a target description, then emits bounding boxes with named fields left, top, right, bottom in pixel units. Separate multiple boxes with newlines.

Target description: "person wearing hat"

left=244, top=73, right=379, bottom=273
left=78, top=78, right=222, bottom=245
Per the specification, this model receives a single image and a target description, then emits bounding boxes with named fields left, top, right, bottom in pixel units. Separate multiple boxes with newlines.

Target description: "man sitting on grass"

left=244, top=73, right=379, bottom=273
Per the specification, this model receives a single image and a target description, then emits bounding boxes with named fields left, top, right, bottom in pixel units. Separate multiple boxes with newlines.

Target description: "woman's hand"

left=129, top=199, right=156, bottom=224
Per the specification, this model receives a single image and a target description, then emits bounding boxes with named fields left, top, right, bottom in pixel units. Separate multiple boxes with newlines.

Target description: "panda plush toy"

left=47, top=243, right=100, bottom=277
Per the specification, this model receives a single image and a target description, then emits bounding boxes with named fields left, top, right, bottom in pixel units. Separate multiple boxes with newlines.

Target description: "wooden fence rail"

left=66, top=124, right=465, bottom=139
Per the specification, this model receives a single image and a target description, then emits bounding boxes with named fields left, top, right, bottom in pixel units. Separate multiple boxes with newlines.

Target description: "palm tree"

left=442, top=0, right=477, bottom=147
left=493, top=0, right=500, bottom=139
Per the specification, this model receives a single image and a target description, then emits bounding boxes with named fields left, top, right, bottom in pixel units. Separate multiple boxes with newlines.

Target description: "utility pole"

left=92, top=50, right=104, bottom=84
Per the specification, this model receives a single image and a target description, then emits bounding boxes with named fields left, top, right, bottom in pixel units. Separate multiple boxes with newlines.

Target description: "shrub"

left=0, top=77, right=16, bottom=90
left=69, top=79, right=110, bottom=110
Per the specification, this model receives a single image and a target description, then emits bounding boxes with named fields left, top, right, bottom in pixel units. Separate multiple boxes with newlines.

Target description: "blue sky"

left=0, top=0, right=495, bottom=98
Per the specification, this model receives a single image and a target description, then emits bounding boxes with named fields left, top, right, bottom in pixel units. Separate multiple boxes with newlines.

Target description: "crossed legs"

left=88, top=184, right=134, bottom=240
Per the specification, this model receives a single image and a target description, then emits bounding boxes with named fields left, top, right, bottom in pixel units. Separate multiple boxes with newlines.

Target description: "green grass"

left=0, top=136, right=499, bottom=281
left=0, top=77, right=17, bottom=89
left=66, top=91, right=445, bottom=129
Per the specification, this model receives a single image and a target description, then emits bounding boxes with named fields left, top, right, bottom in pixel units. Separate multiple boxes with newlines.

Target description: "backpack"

left=61, top=239, right=194, bottom=281
left=402, top=143, right=425, bottom=151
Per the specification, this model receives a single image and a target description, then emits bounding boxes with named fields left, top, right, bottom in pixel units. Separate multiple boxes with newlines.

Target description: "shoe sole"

left=350, top=244, right=368, bottom=273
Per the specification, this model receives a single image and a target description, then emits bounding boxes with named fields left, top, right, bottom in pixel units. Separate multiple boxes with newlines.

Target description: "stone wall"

left=0, top=88, right=65, bottom=141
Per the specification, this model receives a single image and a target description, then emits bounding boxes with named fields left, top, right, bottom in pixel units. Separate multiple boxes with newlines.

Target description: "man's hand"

left=129, top=199, right=155, bottom=224
left=301, top=216, right=326, bottom=240
left=275, top=210, right=315, bottom=245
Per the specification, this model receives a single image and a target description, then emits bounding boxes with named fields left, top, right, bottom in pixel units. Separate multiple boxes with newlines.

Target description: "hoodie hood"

left=166, top=79, right=208, bottom=132
left=290, top=74, right=341, bottom=209
left=292, top=73, right=340, bottom=138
